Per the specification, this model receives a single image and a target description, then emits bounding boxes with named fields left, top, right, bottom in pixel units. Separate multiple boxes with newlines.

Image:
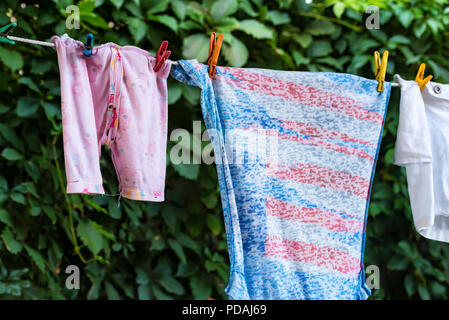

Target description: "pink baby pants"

left=52, top=35, right=169, bottom=201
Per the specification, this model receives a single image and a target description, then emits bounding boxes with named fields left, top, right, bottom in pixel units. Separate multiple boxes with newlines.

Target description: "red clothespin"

left=207, top=32, right=223, bottom=78
left=154, top=40, right=171, bottom=72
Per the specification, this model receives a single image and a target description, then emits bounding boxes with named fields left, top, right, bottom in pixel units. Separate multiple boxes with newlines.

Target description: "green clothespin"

left=0, top=22, right=17, bottom=45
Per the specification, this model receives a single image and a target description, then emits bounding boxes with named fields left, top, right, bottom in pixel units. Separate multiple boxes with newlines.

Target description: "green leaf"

left=404, top=274, right=415, bottom=297
left=147, top=14, right=178, bottom=33
left=111, top=274, right=135, bottom=298
left=151, top=283, right=173, bottom=300
left=161, top=206, right=178, bottom=231
left=267, top=10, right=291, bottom=25
left=16, top=97, right=40, bottom=118
left=158, top=275, right=185, bottom=295
left=294, top=33, right=313, bottom=48
left=0, top=209, right=13, bottom=228
left=78, top=0, right=95, bottom=13
left=216, top=17, right=239, bottom=32
left=414, top=23, right=427, bottom=38
left=172, top=163, right=200, bottom=180
left=168, top=238, right=187, bottom=264
left=427, top=19, right=440, bottom=35
left=430, top=281, right=446, bottom=298
left=128, top=18, right=149, bottom=43
left=239, top=20, right=273, bottom=39
left=87, top=280, right=102, bottom=300
left=417, top=283, right=430, bottom=300
left=42, top=205, right=57, bottom=224
left=175, top=232, right=199, bottom=253
left=387, top=255, right=409, bottom=271
left=0, top=47, right=24, bottom=72
left=19, top=77, right=40, bottom=93
left=206, top=214, right=222, bottom=235
left=90, top=220, right=116, bottom=241
left=171, top=0, right=187, bottom=20
left=175, top=263, right=199, bottom=278
left=77, top=220, right=104, bottom=255
left=41, top=102, right=61, bottom=121
left=105, top=281, right=120, bottom=300
left=292, top=51, right=311, bottom=67
left=390, top=35, right=410, bottom=45
left=80, top=11, right=109, bottom=29
left=211, top=0, right=238, bottom=22
left=222, top=36, right=249, bottom=67
left=333, top=3, right=345, bottom=19
left=182, top=34, right=210, bottom=62
left=146, top=0, right=170, bottom=14
left=10, top=192, right=26, bottom=205
left=0, top=124, right=24, bottom=151
left=109, top=0, right=125, bottom=9
left=201, top=193, right=218, bottom=209
left=29, top=203, right=41, bottom=217
left=137, top=283, right=152, bottom=300
left=24, top=245, right=46, bottom=273
left=150, top=236, right=166, bottom=251
left=307, top=40, right=333, bottom=58
left=397, top=10, right=414, bottom=28
left=136, top=268, right=150, bottom=285
left=306, top=20, right=337, bottom=36
left=190, top=274, right=212, bottom=299
left=1, top=228, right=22, bottom=254
left=108, top=199, right=121, bottom=219
left=80, top=12, right=109, bottom=29
left=31, top=59, right=53, bottom=74
left=397, top=240, right=417, bottom=259
left=1, top=148, right=23, bottom=161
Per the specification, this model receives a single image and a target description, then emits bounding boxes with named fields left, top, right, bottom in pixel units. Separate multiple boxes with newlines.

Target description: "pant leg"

left=110, top=49, right=169, bottom=201
left=52, top=36, right=104, bottom=194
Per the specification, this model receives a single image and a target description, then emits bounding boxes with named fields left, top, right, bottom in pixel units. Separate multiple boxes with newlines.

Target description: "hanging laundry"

left=171, top=60, right=391, bottom=299
left=394, top=75, right=449, bottom=243
left=52, top=34, right=170, bottom=201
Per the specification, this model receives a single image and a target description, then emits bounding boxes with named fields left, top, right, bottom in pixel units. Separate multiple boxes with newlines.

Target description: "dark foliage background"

left=1, top=0, right=449, bottom=299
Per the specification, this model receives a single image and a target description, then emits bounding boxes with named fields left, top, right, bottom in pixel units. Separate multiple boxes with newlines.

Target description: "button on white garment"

left=394, top=75, right=449, bottom=243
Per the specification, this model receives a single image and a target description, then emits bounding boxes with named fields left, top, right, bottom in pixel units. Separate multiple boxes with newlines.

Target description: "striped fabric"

left=171, top=60, right=391, bottom=300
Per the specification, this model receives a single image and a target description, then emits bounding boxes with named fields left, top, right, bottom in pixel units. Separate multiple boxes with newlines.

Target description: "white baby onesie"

left=394, top=75, right=449, bottom=243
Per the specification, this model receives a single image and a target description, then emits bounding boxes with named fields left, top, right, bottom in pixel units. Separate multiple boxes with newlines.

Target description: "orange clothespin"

left=415, top=63, right=432, bottom=91
left=207, top=32, right=223, bottom=78
left=374, top=50, right=389, bottom=92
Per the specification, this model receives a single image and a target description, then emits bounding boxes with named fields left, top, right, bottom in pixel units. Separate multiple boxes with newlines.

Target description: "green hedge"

left=1, top=0, right=449, bottom=299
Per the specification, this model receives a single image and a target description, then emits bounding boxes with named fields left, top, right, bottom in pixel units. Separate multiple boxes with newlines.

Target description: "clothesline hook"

left=0, top=22, right=18, bottom=45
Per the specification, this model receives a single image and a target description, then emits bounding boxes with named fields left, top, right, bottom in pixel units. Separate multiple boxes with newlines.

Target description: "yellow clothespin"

left=374, top=50, right=388, bottom=92
left=207, top=32, right=223, bottom=78
left=415, top=63, right=432, bottom=91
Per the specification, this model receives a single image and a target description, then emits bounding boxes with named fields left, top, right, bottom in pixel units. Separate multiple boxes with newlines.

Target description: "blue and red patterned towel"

left=171, top=60, right=391, bottom=300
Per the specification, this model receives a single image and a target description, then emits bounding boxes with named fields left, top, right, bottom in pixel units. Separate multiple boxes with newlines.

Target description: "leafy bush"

left=1, top=0, right=449, bottom=300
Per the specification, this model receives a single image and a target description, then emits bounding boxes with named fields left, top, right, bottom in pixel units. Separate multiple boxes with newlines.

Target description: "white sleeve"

left=393, top=76, right=432, bottom=166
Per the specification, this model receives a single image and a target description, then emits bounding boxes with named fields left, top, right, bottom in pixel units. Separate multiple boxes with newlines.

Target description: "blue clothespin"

left=83, top=33, right=93, bottom=57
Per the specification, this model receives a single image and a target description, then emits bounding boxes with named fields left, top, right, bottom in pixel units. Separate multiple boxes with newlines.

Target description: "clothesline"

left=4, top=34, right=401, bottom=85
left=5, top=34, right=181, bottom=65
